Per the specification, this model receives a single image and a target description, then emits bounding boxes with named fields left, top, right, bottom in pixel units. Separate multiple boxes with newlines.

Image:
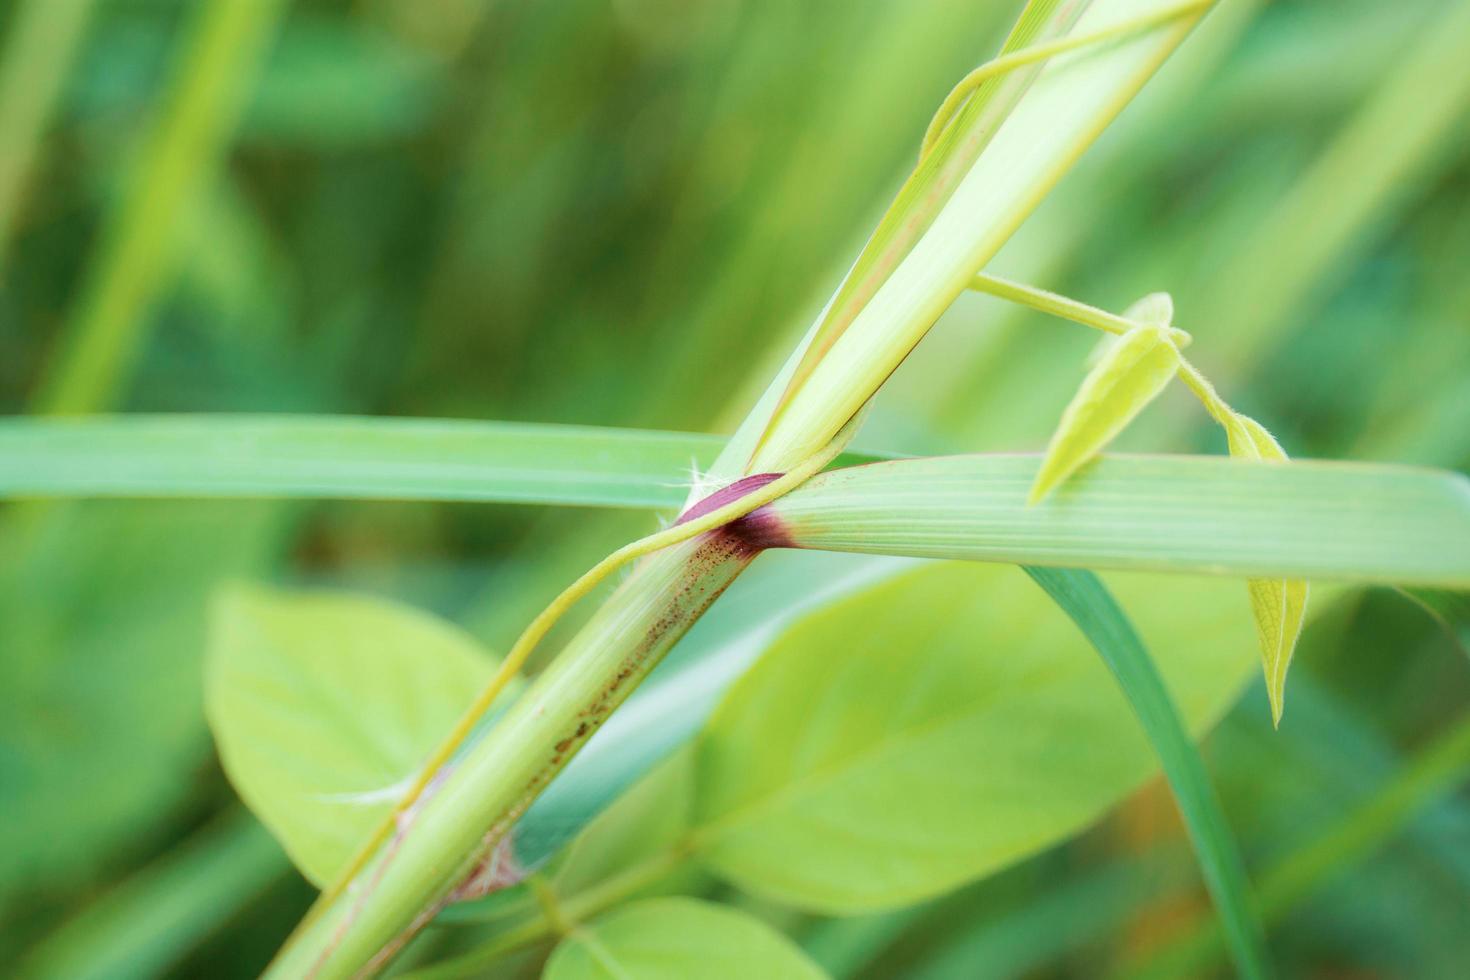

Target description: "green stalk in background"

left=1187, top=0, right=1470, bottom=379
left=29, top=0, right=287, bottom=416
left=0, top=0, right=98, bottom=270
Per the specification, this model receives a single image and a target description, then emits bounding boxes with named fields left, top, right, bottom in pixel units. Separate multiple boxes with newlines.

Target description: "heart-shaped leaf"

left=205, top=585, right=499, bottom=885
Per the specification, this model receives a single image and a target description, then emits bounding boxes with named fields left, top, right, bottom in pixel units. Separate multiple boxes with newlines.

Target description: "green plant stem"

left=753, top=0, right=1088, bottom=470
left=29, top=0, right=286, bottom=415
left=964, top=272, right=1255, bottom=428
left=269, top=537, right=760, bottom=977
left=969, top=271, right=1141, bottom=335
left=303, top=425, right=854, bottom=944
left=0, top=0, right=98, bottom=270
left=277, top=429, right=851, bottom=977
left=921, top=0, right=1212, bottom=157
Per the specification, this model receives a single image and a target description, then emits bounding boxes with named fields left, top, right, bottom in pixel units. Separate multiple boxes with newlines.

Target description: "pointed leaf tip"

left=1123, top=291, right=1174, bottom=329
left=1030, top=323, right=1181, bottom=504
left=1217, top=406, right=1307, bottom=725
left=1250, top=577, right=1309, bottom=726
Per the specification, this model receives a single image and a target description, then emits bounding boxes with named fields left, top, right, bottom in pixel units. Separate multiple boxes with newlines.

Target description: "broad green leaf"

left=205, top=585, right=499, bottom=886
left=1030, top=322, right=1180, bottom=504
left=543, top=897, right=826, bottom=980
left=1220, top=411, right=1309, bottom=724
left=767, top=454, right=1470, bottom=588
left=692, top=562, right=1255, bottom=913
left=0, top=414, right=884, bottom=509
left=1025, top=567, right=1267, bottom=979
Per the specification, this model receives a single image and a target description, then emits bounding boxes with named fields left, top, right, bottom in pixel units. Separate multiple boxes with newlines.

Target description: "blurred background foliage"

left=1, top=0, right=1467, bottom=976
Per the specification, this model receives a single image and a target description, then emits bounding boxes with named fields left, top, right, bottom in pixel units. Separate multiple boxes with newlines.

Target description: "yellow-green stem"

left=922, top=0, right=1213, bottom=158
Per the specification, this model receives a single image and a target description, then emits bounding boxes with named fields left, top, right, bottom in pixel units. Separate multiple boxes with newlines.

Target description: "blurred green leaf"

left=205, top=584, right=499, bottom=886
left=17, top=809, right=286, bottom=980
left=0, top=501, right=278, bottom=906
left=1030, top=321, right=1181, bottom=503
left=771, top=453, right=1470, bottom=587
left=691, top=562, right=1253, bottom=913
left=543, top=897, right=826, bottom=980
left=0, top=0, right=97, bottom=268
left=242, top=16, right=443, bottom=146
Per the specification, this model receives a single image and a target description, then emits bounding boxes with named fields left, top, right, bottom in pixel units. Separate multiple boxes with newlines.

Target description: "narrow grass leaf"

left=1024, top=567, right=1267, bottom=980
left=767, top=454, right=1470, bottom=587
left=1031, top=323, right=1181, bottom=504
left=205, top=585, right=506, bottom=886
left=544, top=897, right=826, bottom=980
left=0, top=414, right=889, bottom=508
left=0, top=415, right=722, bottom=509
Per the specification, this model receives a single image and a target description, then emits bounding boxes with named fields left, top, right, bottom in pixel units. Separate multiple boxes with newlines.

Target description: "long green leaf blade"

left=766, top=454, right=1470, bottom=587
left=0, top=414, right=889, bottom=509
left=1024, top=566, right=1268, bottom=980
left=0, top=415, right=723, bottom=509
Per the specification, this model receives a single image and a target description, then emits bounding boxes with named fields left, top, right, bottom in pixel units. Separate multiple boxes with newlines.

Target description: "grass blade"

left=1024, top=566, right=1268, bottom=980
left=0, top=415, right=721, bottom=508
left=0, top=414, right=888, bottom=509
left=767, top=453, right=1470, bottom=587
